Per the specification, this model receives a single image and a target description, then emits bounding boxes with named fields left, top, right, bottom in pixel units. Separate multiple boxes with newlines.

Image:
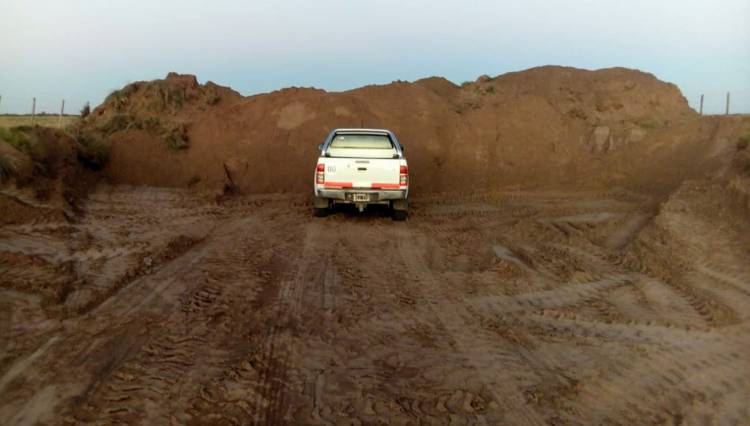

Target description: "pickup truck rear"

left=313, top=128, right=409, bottom=220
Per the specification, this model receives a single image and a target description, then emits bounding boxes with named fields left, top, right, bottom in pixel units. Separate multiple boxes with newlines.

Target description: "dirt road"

left=1, top=186, right=748, bottom=424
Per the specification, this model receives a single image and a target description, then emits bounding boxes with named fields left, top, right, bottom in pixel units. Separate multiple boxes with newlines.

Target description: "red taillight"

left=316, top=163, right=325, bottom=184
left=399, top=165, right=408, bottom=186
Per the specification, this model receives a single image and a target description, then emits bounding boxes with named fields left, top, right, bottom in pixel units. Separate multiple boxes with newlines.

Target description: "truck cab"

left=313, top=128, right=409, bottom=220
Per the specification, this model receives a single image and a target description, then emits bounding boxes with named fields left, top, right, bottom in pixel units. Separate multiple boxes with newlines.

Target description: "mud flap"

left=313, top=197, right=330, bottom=209
left=392, top=199, right=408, bottom=211
left=392, top=199, right=408, bottom=221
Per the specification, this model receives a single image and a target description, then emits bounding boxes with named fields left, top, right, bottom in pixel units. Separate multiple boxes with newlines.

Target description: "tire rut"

left=395, top=226, right=547, bottom=426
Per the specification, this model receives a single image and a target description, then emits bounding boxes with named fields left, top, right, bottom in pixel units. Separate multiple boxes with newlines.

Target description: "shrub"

left=0, top=153, right=17, bottom=181
left=100, top=114, right=137, bottom=135
left=106, top=90, right=124, bottom=111
left=80, top=102, right=91, bottom=118
left=148, top=82, right=187, bottom=112
left=75, top=134, right=109, bottom=170
left=638, top=118, right=664, bottom=129
left=106, top=85, right=137, bottom=111
left=142, top=117, right=162, bottom=132
left=165, top=124, right=189, bottom=150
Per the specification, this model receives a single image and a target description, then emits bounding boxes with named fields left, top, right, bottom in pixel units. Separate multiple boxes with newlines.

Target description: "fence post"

left=58, top=99, right=65, bottom=128
left=725, top=92, right=730, bottom=115
left=699, top=94, right=704, bottom=115
left=31, top=97, right=36, bottom=125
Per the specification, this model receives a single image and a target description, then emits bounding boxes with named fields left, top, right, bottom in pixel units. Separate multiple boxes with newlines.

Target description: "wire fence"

left=0, top=95, right=91, bottom=115
left=0, top=95, right=89, bottom=128
left=686, top=89, right=750, bottom=115
left=0, top=88, right=747, bottom=128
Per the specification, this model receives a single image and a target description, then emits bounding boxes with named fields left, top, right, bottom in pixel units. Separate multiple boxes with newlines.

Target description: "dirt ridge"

left=76, top=66, right=750, bottom=196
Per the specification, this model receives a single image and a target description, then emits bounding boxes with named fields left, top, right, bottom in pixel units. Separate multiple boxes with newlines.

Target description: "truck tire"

left=392, top=209, right=408, bottom=221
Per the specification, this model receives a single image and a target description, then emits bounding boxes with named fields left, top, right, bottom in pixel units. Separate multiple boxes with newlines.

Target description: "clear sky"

left=2, top=0, right=749, bottom=114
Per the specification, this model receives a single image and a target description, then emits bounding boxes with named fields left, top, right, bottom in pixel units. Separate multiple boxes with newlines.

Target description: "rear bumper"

left=316, top=188, right=407, bottom=203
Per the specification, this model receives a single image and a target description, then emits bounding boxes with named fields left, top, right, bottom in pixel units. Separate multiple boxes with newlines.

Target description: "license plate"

left=353, top=193, right=370, bottom=202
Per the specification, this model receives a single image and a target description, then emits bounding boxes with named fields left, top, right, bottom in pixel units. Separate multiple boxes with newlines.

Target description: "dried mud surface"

left=1, top=185, right=748, bottom=425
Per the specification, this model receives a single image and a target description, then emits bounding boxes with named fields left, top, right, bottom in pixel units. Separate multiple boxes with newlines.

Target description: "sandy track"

left=0, top=186, right=748, bottom=425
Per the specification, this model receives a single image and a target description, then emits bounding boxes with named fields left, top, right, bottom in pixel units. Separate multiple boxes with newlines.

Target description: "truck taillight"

left=400, top=165, right=408, bottom=186
left=316, top=163, right=325, bottom=184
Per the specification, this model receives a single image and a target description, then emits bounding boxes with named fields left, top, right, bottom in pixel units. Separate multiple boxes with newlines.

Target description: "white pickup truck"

left=313, top=128, right=409, bottom=220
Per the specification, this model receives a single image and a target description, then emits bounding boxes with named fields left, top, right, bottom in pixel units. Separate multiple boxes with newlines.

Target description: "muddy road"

left=1, top=186, right=748, bottom=425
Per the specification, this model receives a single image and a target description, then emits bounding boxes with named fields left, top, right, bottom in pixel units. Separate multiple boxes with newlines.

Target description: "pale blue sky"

left=2, top=0, right=749, bottom=114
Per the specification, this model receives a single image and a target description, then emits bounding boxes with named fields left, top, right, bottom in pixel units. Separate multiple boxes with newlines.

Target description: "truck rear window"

left=330, top=134, right=393, bottom=149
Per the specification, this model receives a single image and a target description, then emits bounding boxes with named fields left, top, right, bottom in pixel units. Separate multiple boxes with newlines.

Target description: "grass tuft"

left=105, top=83, right=139, bottom=112
left=0, top=127, right=46, bottom=162
left=638, top=118, right=664, bottom=129
left=165, top=124, right=189, bottom=150
left=0, top=127, right=32, bottom=150
left=147, top=82, right=187, bottom=112
left=100, top=114, right=138, bottom=135
left=74, top=133, right=109, bottom=170
left=738, top=133, right=750, bottom=151
left=142, top=117, right=162, bottom=131
left=0, top=153, right=17, bottom=181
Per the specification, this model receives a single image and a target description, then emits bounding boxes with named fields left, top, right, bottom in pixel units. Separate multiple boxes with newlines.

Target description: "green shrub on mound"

left=0, top=127, right=47, bottom=167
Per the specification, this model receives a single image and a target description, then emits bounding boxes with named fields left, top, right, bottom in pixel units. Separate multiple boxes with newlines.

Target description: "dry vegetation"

left=0, top=114, right=79, bottom=129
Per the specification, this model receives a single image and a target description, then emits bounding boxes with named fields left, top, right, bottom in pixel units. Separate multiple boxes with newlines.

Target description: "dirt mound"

left=76, top=67, right=749, bottom=196
left=0, top=126, right=99, bottom=224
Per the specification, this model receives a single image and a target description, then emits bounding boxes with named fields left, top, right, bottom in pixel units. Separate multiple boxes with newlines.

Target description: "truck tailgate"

left=325, top=158, right=400, bottom=189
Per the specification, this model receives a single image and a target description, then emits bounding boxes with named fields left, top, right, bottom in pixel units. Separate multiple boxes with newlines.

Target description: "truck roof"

left=322, top=128, right=404, bottom=158
left=332, top=128, right=393, bottom=135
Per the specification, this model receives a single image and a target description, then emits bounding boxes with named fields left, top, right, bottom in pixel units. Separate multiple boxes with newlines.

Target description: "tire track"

left=2, top=187, right=748, bottom=424
left=468, top=274, right=630, bottom=314
left=0, top=213, right=239, bottom=425
left=65, top=215, right=294, bottom=424
left=395, top=226, right=547, bottom=426
left=250, top=221, right=323, bottom=425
